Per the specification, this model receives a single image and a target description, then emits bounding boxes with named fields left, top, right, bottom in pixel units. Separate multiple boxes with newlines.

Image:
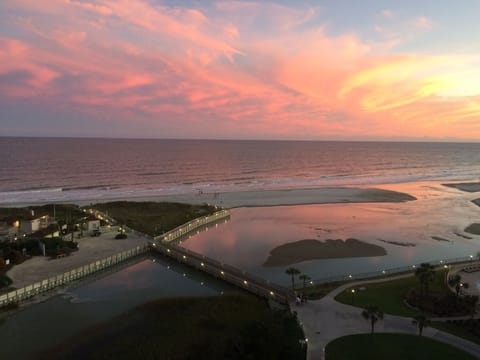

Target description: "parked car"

left=90, top=229, right=101, bottom=237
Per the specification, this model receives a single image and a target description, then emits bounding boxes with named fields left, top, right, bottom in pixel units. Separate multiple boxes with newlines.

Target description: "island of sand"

left=465, top=223, right=480, bottom=236
left=443, top=182, right=480, bottom=193
left=263, top=238, right=387, bottom=267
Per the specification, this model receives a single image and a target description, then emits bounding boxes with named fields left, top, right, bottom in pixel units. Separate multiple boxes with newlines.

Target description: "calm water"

left=182, top=182, right=480, bottom=285
left=1, top=137, right=480, bottom=203
left=0, top=257, right=237, bottom=359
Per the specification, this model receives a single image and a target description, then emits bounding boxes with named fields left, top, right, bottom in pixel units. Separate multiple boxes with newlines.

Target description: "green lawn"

left=325, top=333, right=477, bottom=360
left=432, top=320, right=480, bottom=345
left=335, top=270, right=449, bottom=317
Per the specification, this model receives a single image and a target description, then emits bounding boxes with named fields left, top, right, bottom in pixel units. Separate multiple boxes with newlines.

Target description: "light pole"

left=351, top=288, right=356, bottom=305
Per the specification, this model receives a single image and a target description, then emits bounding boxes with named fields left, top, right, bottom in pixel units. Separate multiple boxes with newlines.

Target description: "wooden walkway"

left=150, top=241, right=291, bottom=304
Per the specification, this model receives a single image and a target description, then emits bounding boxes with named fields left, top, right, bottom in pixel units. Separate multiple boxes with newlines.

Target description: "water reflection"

left=0, top=257, right=237, bottom=359
left=182, top=183, right=480, bottom=285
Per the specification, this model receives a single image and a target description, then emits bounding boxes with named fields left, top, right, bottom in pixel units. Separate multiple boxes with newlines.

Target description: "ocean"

left=1, top=137, right=480, bottom=204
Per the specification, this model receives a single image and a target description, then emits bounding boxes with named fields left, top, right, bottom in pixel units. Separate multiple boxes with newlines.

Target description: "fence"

left=310, top=254, right=479, bottom=286
left=0, top=244, right=149, bottom=307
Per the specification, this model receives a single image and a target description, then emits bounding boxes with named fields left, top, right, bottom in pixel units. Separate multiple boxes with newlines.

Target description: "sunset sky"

left=1, top=0, right=480, bottom=140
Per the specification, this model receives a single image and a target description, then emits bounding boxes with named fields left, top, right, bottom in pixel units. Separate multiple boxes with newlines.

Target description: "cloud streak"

left=0, top=0, right=479, bottom=140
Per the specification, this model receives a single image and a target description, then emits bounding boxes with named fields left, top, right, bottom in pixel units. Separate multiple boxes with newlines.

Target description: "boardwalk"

left=150, top=241, right=291, bottom=304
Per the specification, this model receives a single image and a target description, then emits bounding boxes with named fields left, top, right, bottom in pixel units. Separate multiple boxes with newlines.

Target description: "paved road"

left=294, top=274, right=480, bottom=360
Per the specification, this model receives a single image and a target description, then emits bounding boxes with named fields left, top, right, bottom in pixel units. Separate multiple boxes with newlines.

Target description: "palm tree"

left=361, top=306, right=383, bottom=334
left=412, top=315, right=430, bottom=336
left=415, top=263, right=435, bottom=297
left=299, top=274, right=311, bottom=290
left=285, top=267, right=301, bottom=290
left=448, top=274, right=467, bottom=298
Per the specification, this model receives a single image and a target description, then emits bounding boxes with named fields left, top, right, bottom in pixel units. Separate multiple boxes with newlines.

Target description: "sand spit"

left=443, top=182, right=480, bottom=193
left=72, top=187, right=417, bottom=209
left=263, top=238, right=386, bottom=267
left=465, top=223, right=480, bottom=236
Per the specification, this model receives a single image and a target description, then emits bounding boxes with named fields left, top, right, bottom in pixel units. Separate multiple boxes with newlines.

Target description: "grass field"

left=90, top=201, right=217, bottom=236
left=39, top=294, right=306, bottom=360
left=325, top=333, right=477, bottom=360
left=432, top=320, right=480, bottom=345
left=335, top=270, right=448, bottom=317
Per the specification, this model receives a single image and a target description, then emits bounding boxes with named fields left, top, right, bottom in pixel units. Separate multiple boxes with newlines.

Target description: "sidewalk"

left=294, top=274, right=480, bottom=360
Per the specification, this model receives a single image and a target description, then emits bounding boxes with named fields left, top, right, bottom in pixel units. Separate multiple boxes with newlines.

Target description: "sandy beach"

left=77, top=186, right=416, bottom=209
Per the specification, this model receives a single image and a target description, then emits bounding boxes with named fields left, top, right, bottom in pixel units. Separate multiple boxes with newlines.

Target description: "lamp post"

left=351, top=288, right=356, bottom=305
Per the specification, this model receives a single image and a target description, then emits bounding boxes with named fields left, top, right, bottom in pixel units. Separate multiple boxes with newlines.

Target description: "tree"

left=448, top=274, right=468, bottom=299
left=299, top=274, right=311, bottom=290
left=361, top=306, right=383, bottom=334
left=415, top=263, right=435, bottom=297
left=285, top=267, right=301, bottom=291
left=412, top=315, right=430, bottom=336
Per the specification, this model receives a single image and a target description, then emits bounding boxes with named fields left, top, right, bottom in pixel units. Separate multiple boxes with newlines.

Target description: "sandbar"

left=443, top=182, right=480, bottom=193
left=465, top=223, right=480, bottom=236
left=263, top=238, right=387, bottom=267
left=73, top=187, right=416, bottom=209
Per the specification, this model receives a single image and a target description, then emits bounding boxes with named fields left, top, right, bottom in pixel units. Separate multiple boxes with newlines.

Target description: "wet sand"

left=263, top=238, right=387, bottom=267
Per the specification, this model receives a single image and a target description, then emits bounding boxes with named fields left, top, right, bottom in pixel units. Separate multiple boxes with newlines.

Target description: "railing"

left=0, top=245, right=149, bottom=307
left=309, top=255, right=479, bottom=286
left=148, top=209, right=290, bottom=304
left=151, top=243, right=290, bottom=304
left=156, top=210, right=230, bottom=242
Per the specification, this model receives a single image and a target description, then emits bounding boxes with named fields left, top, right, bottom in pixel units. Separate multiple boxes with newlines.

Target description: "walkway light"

left=270, top=291, right=275, bottom=296
left=243, top=280, right=248, bottom=285
left=200, top=262, right=204, bottom=267
left=220, top=271, right=224, bottom=275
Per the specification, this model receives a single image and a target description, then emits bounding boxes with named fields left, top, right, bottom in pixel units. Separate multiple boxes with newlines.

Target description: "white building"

left=20, top=215, right=50, bottom=234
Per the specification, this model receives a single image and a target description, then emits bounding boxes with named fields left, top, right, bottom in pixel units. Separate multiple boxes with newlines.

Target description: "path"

left=294, top=274, right=480, bottom=360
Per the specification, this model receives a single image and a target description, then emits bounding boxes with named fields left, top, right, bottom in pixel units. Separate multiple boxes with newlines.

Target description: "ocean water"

left=1, top=137, right=480, bottom=203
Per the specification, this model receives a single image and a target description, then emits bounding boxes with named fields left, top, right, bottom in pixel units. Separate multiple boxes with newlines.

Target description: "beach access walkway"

left=294, top=273, right=480, bottom=360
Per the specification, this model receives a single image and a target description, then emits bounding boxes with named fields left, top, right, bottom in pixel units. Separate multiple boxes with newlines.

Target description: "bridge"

left=149, top=210, right=292, bottom=305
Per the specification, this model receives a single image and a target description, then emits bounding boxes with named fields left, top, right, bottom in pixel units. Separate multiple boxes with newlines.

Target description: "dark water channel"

left=0, top=256, right=237, bottom=359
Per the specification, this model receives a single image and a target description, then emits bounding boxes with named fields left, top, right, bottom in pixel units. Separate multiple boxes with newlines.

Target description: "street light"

left=351, top=288, right=356, bottom=305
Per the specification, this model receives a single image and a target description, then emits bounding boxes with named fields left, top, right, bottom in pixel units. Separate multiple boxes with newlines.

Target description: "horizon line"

left=0, top=135, right=479, bottom=144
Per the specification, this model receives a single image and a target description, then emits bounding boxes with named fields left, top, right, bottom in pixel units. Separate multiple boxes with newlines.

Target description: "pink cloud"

left=1, top=1, right=479, bottom=140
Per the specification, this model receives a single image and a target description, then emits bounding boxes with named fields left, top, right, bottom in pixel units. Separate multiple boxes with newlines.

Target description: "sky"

left=1, top=0, right=480, bottom=141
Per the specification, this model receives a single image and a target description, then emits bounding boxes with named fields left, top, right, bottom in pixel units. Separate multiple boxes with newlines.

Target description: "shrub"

left=115, top=233, right=128, bottom=239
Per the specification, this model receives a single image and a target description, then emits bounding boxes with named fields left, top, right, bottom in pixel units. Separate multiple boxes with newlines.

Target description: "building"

left=20, top=215, right=50, bottom=234
left=85, top=216, right=101, bottom=232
